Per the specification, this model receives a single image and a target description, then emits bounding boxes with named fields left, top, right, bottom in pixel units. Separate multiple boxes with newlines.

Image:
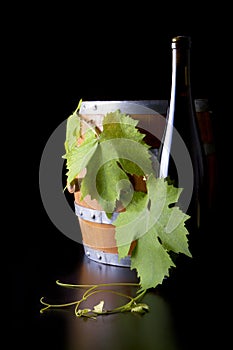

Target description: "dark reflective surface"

left=11, top=211, right=223, bottom=350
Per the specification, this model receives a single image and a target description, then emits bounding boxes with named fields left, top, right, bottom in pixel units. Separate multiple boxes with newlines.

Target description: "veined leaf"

left=64, top=130, right=98, bottom=185
left=115, top=175, right=191, bottom=291
left=80, top=137, right=155, bottom=213
left=131, top=226, right=175, bottom=291
left=81, top=158, right=132, bottom=213
left=64, top=110, right=81, bottom=153
left=115, top=191, right=149, bottom=257
left=101, top=110, right=146, bottom=144
left=146, top=176, right=191, bottom=257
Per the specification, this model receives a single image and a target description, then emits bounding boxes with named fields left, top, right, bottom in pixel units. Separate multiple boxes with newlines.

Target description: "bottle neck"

left=171, top=46, right=192, bottom=98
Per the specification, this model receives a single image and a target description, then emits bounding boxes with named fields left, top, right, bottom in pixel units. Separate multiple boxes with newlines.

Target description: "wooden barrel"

left=68, top=100, right=162, bottom=267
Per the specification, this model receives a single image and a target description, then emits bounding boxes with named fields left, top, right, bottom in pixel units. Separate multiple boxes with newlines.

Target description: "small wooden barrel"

left=69, top=100, right=165, bottom=267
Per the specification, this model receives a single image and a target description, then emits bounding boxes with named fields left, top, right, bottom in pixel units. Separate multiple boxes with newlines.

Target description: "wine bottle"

left=158, top=35, right=207, bottom=255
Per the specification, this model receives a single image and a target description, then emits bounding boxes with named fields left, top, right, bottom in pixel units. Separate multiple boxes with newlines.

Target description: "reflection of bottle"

left=158, top=36, right=207, bottom=254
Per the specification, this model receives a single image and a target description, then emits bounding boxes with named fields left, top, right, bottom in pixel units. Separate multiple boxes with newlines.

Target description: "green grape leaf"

left=114, top=191, right=149, bottom=257
left=130, top=226, right=175, bottom=291
left=80, top=110, right=156, bottom=212
left=101, top=110, right=146, bottom=143
left=100, top=110, right=155, bottom=177
left=146, top=176, right=191, bottom=257
left=81, top=158, right=132, bottom=213
left=64, top=129, right=98, bottom=185
left=115, top=175, right=192, bottom=291
left=118, top=158, right=147, bottom=177
left=63, top=101, right=82, bottom=153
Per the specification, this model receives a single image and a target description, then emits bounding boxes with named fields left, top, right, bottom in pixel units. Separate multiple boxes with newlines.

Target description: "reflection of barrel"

left=195, top=99, right=217, bottom=210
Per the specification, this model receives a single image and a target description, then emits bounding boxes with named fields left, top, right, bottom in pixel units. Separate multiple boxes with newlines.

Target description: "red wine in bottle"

left=158, top=36, right=207, bottom=254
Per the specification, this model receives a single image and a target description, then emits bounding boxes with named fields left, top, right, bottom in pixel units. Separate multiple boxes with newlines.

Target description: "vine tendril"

left=40, top=280, right=149, bottom=319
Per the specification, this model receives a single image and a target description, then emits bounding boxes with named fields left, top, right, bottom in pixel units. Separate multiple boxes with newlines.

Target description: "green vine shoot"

left=40, top=280, right=149, bottom=319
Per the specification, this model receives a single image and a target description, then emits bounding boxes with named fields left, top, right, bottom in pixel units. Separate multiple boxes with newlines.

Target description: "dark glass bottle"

left=158, top=35, right=207, bottom=255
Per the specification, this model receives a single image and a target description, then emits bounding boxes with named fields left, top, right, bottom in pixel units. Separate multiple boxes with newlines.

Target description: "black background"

left=10, top=4, right=229, bottom=349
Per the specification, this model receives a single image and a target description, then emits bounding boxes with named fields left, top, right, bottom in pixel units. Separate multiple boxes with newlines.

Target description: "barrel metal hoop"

left=74, top=201, right=119, bottom=224
left=83, top=244, right=131, bottom=267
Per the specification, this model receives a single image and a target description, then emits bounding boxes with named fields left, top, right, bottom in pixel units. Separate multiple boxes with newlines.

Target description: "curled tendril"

left=40, top=280, right=149, bottom=319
